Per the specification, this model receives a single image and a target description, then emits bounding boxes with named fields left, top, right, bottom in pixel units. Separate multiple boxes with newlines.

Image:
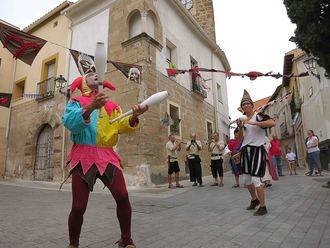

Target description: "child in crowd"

left=286, top=147, right=297, bottom=175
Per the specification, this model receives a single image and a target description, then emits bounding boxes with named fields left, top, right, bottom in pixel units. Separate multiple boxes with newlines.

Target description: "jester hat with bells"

left=70, top=73, right=116, bottom=98
left=240, top=89, right=254, bottom=108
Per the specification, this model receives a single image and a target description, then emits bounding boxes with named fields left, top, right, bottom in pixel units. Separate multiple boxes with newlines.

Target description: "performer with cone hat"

left=63, top=72, right=147, bottom=248
left=236, top=90, right=275, bottom=216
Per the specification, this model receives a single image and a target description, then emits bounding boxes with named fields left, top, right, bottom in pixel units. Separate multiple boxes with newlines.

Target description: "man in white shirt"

left=166, top=134, right=184, bottom=188
left=186, top=133, right=203, bottom=187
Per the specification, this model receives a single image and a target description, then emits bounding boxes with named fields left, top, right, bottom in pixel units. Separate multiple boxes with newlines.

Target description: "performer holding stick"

left=186, top=133, right=203, bottom=187
left=166, top=134, right=184, bottom=188
left=63, top=73, right=148, bottom=248
left=237, top=90, right=275, bottom=216
left=208, top=132, right=225, bottom=187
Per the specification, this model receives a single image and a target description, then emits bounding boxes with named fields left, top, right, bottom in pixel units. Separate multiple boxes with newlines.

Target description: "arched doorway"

left=33, top=124, right=54, bottom=181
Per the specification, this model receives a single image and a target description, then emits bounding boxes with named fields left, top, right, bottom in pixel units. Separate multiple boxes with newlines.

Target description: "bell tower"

left=180, top=0, right=217, bottom=42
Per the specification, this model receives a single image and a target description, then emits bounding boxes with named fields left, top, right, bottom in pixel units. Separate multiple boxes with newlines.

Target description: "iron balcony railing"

left=36, top=77, right=55, bottom=101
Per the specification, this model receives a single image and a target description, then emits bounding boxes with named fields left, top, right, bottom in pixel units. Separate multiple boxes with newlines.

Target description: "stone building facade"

left=266, top=48, right=330, bottom=169
left=4, top=0, right=230, bottom=184
left=64, top=0, right=230, bottom=184
left=5, top=1, right=73, bottom=181
left=265, top=84, right=297, bottom=161
left=294, top=50, right=330, bottom=170
left=0, top=20, right=18, bottom=178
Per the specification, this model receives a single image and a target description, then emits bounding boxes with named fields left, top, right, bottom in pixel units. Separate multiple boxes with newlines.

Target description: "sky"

left=0, top=0, right=297, bottom=120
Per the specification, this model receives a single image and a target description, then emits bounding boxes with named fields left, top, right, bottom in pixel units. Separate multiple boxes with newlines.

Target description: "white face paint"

left=85, top=72, right=98, bottom=89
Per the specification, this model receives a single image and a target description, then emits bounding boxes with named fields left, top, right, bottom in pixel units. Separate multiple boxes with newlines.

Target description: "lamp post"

left=54, top=74, right=69, bottom=182
left=304, top=57, right=320, bottom=81
left=55, top=75, right=70, bottom=101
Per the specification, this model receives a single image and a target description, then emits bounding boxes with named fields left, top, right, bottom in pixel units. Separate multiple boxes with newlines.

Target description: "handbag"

left=232, top=152, right=241, bottom=165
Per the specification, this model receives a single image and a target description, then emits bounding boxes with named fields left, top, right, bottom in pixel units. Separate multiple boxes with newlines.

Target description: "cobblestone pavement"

left=1, top=169, right=330, bottom=248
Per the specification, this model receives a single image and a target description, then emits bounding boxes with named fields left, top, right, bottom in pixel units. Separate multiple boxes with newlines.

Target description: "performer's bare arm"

left=129, top=104, right=148, bottom=126
left=176, top=141, right=182, bottom=151
left=246, top=119, right=275, bottom=128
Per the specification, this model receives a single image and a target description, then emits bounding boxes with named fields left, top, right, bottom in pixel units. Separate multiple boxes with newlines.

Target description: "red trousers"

left=68, top=168, right=132, bottom=246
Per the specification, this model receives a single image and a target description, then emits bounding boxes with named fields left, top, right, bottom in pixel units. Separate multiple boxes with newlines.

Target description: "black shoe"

left=254, top=206, right=268, bottom=216
left=192, top=182, right=197, bottom=186
left=246, top=198, right=260, bottom=210
left=198, top=184, right=204, bottom=187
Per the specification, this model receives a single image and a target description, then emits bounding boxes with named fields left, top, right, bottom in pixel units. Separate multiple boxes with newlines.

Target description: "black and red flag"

left=0, top=93, right=12, bottom=108
left=0, top=22, right=47, bottom=65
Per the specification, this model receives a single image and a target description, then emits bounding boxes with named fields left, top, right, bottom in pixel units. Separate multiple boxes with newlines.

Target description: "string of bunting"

left=0, top=22, right=142, bottom=80
left=257, top=91, right=292, bottom=112
left=167, top=66, right=309, bottom=81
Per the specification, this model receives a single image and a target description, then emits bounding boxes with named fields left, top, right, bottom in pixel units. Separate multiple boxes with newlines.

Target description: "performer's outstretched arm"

left=63, top=101, right=91, bottom=133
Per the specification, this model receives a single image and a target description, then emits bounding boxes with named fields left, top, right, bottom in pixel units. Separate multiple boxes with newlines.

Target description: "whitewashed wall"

left=68, top=9, right=110, bottom=84
left=155, top=0, right=229, bottom=136
left=296, top=57, right=330, bottom=142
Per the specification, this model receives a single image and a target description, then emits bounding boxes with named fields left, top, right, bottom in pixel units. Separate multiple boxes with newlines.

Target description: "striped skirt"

left=240, top=145, right=267, bottom=177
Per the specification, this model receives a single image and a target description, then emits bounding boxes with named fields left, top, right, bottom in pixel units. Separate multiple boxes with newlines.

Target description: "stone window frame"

left=126, top=9, right=162, bottom=44
left=127, top=9, right=142, bottom=39
left=217, top=83, right=223, bottom=103
left=13, top=77, right=26, bottom=102
left=166, top=39, right=177, bottom=68
left=146, top=10, right=157, bottom=39
left=205, top=119, right=214, bottom=142
left=167, top=100, right=182, bottom=139
left=40, top=53, right=59, bottom=82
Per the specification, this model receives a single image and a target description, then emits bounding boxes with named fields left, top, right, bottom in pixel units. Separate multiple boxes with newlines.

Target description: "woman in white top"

left=237, top=90, right=275, bottom=216
left=305, top=130, right=322, bottom=176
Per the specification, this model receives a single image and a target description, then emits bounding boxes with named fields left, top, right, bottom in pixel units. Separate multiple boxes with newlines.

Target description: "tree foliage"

left=284, top=0, right=330, bottom=76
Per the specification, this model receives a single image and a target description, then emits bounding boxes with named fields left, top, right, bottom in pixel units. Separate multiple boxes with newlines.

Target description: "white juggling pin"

left=109, top=91, right=169, bottom=124
left=230, top=115, right=248, bottom=125
left=94, top=42, right=107, bottom=118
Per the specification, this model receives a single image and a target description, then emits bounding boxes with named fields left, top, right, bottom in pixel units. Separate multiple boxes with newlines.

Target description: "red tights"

left=68, top=168, right=132, bottom=246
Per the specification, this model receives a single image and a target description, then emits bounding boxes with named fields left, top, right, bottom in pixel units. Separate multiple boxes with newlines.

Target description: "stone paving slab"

left=0, top=169, right=330, bottom=248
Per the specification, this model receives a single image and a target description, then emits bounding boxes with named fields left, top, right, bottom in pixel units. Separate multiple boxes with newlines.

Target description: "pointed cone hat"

left=240, top=89, right=253, bottom=107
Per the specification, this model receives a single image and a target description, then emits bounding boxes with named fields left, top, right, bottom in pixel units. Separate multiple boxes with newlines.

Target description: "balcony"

left=36, top=77, right=55, bottom=101
left=192, top=74, right=207, bottom=99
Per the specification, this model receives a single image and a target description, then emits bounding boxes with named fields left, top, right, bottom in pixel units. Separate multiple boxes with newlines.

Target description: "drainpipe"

left=4, top=60, right=17, bottom=176
left=211, top=50, right=219, bottom=132
left=4, top=59, right=17, bottom=178
left=60, top=16, right=73, bottom=182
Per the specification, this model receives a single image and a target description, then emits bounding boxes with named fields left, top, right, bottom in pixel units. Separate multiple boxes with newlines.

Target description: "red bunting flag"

left=0, top=93, right=12, bottom=108
left=0, top=22, right=47, bottom=65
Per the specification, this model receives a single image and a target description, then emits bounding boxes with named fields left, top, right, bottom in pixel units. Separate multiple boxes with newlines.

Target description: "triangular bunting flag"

left=0, top=22, right=47, bottom=65
left=0, top=93, right=12, bottom=108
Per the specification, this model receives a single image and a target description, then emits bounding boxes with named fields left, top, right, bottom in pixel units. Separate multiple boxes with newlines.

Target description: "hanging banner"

left=110, top=60, right=142, bottom=79
left=0, top=23, right=47, bottom=65
left=69, top=49, right=96, bottom=75
left=0, top=93, right=12, bottom=108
